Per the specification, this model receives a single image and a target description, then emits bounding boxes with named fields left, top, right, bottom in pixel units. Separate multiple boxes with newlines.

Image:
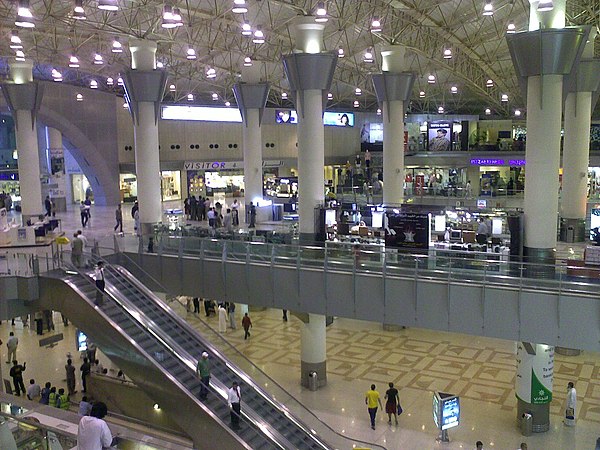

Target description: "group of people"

left=0, top=191, right=13, bottom=211
left=79, top=196, right=93, bottom=227
left=364, top=382, right=401, bottom=430
left=184, top=196, right=256, bottom=229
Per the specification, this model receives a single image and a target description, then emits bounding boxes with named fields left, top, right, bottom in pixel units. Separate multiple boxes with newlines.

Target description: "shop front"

left=118, top=170, right=182, bottom=203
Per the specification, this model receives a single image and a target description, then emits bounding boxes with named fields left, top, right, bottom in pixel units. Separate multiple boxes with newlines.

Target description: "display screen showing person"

left=429, top=128, right=450, bottom=151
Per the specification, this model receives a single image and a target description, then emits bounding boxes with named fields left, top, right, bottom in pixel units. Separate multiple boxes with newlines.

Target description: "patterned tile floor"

left=3, top=203, right=600, bottom=449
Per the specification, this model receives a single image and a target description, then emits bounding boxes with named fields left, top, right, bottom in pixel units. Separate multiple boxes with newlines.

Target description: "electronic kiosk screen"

left=433, top=392, right=460, bottom=431
left=76, top=329, right=88, bottom=352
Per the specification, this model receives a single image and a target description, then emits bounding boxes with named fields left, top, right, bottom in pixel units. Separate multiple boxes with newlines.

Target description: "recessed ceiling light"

left=232, top=0, right=247, bottom=14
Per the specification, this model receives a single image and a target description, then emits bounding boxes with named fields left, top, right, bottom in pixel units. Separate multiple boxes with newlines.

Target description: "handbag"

left=566, top=407, right=574, bottom=420
left=397, top=404, right=403, bottom=415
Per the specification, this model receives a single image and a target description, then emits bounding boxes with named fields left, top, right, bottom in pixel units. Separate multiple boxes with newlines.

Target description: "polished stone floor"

left=3, top=202, right=599, bottom=449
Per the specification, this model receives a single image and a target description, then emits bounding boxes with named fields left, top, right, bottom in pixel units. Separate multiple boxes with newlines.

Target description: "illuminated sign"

left=184, top=160, right=283, bottom=170
left=470, top=158, right=526, bottom=166
left=161, top=105, right=242, bottom=122
left=275, top=110, right=354, bottom=127
left=433, top=392, right=460, bottom=431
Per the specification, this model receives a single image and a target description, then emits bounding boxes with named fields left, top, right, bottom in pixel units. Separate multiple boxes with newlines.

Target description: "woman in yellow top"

left=365, top=384, right=383, bottom=430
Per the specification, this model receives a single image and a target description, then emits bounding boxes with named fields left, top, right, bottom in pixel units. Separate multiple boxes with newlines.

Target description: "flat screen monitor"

left=283, top=203, right=297, bottom=213
left=449, top=229, right=462, bottom=242
left=498, top=130, right=512, bottom=139
left=76, top=329, right=88, bottom=352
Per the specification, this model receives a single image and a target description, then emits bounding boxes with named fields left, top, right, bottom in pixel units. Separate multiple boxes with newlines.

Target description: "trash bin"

left=521, top=413, right=533, bottom=436
left=308, top=371, right=319, bottom=391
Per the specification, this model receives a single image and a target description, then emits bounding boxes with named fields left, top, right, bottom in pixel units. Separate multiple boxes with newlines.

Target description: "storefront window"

left=72, top=174, right=93, bottom=203
left=161, top=170, right=181, bottom=201
left=119, top=173, right=137, bottom=203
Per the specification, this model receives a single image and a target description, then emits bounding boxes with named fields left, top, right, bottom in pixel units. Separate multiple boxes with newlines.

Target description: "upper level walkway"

left=114, top=233, right=600, bottom=353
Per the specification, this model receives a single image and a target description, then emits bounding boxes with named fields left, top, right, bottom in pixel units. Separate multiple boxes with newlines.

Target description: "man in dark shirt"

left=80, top=358, right=91, bottom=393
left=10, top=360, right=26, bottom=396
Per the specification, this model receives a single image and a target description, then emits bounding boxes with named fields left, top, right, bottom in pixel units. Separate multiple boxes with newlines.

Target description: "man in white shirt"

left=227, top=381, right=242, bottom=429
left=26, top=379, right=41, bottom=400
left=77, top=401, right=113, bottom=450
left=6, top=331, right=18, bottom=363
left=94, top=262, right=106, bottom=306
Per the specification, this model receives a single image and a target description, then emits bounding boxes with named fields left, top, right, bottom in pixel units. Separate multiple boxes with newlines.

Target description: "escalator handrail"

left=85, top=254, right=326, bottom=450
left=97, top=249, right=388, bottom=450
left=50, top=258, right=261, bottom=450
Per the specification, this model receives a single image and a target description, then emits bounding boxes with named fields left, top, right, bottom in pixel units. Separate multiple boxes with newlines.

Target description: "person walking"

left=227, top=381, right=242, bottom=429
left=80, top=358, right=91, bottom=393
left=77, top=402, right=113, bottom=449
left=365, top=384, right=383, bottom=430
left=565, top=381, right=577, bottom=426
left=228, top=302, right=236, bottom=330
left=223, top=208, right=233, bottom=233
left=190, top=196, right=198, bottom=221
left=80, top=201, right=89, bottom=227
left=231, top=199, right=239, bottom=226
left=65, top=358, right=77, bottom=395
left=44, top=195, right=52, bottom=217
left=384, top=382, right=400, bottom=425
left=94, top=261, right=106, bottom=306
left=196, top=352, right=211, bottom=400
left=282, top=310, right=288, bottom=322
left=10, top=360, right=26, bottom=396
left=242, top=312, right=252, bottom=340
left=192, top=297, right=200, bottom=314
left=114, top=204, right=123, bottom=233
left=218, top=304, right=228, bottom=333
left=71, top=233, right=83, bottom=268
left=131, top=200, right=139, bottom=219
left=6, top=331, right=18, bottom=363
left=248, top=202, right=256, bottom=228
left=476, top=441, right=484, bottom=450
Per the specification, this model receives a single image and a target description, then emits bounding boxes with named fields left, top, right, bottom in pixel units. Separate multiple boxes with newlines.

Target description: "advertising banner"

left=428, top=121, right=451, bottom=151
left=516, top=342, right=554, bottom=404
left=385, top=212, right=430, bottom=249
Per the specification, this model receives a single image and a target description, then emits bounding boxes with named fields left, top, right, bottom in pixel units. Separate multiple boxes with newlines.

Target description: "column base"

left=555, top=347, right=582, bottom=356
left=300, top=360, right=327, bottom=388
left=517, top=398, right=550, bottom=433
left=523, top=247, right=555, bottom=278
left=559, top=218, right=586, bottom=243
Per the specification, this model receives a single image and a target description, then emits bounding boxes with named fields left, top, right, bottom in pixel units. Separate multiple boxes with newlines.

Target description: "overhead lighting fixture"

left=10, top=32, right=23, bottom=49
left=232, top=0, right=247, bottom=14
left=486, top=78, right=494, bottom=87
left=485, top=107, right=491, bottom=115
left=69, top=56, right=80, bottom=68
left=438, top=106, right=444, bottom=114
left=537, top=0, right=553, bottom=11
left=281, top=92, right=288, bottom=100
left=253, top=26, right=265, bottom=44
left=123, top=102, right=129, bottom=109
left=157, top=61, right=164, bottom=68
left=15, top=50, right=25, bottom=61
left=370, top=16, right=382, bottom=33
left=501, top=93, right=509, bottom=102
left=162, top=5, right=177, bottom=28
left=206, top=68, right=216, bottom=79
left=355, top=87, right=362, bottom=96
left=187, top=48, right=197, bottom=60
left=225, top=101, right=231, bottom=107
left=353, top=100, right=359, bottom=108
left=506, top=22, right=516, bottom=33
left=169, top=84, right=176, bottom=92
left=376, top=108, right=381, bottom=115
left=172, top=7, right=183, bottom=26
left=483, top=0, right=494, bottom=16
left=117, top=76, right=124, bottom=86
left=337, top=48, right=344, bottom=58
left=241, top=21, right=252, bottom=36
left=419, top=90, right=426, bottom=98
left=73, top=0, right=86, bottom=19
left=98, top=0, right=118, bottom=11
left=327, top=92, right=333, bottom=100
left=93, top=53, right=103, bottom=64
left=15, top=0, right=35, bottom=28
left=52, top=69, right=63, bottom=81
left=443, top=48, right=452, bottom=59
left=112, top=39, right=123, bottom=53
left=76, top=93, right=83, bottom=101
left=212, top=92, right=218, bottom=100
left=243, top=56, right=252, bottom=66
left=450, top=86, right=458, bottom=93
left=363, top=48, right=374, bottom=63
left=187, top=93, right=194, bottom=101
left=314, top=1, right=328, bottom=23
left=106, top=77, right=114, bottom=85
left=427, top=74, right=436, bottom=84
left=514, top=109, right=522, bottom=116
left=90, top=80, right=98, bottom=89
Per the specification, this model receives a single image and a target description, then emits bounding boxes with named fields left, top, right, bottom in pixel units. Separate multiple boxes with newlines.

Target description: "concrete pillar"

left=372, top=46, right=416, bottom=206
left=282, top=16, right=337, bottom=387
left=1, top=60, right=45, bottom=223
left=282, top=16, right=336, bottom=242
left=123, top=39, right=167, bottom=234
left=560, top=33, right=600, bottom=242
left=466, top=165, right=481, bottom=197
left=506, top=0, right=589, bottom=264
left=233, top=66, right=270, bottom=206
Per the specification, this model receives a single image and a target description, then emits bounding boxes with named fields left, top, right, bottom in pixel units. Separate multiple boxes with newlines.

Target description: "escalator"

left=39, top=260, right=331, bottom=450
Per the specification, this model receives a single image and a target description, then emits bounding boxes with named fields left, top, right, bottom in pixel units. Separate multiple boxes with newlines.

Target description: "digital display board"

left=76, top=329, right=88, bottom=352
left=275, top=110, right=354, bottom=127
left=433, top=392, right=460, bottom=431
left=161, top=105, right=242, bottom=122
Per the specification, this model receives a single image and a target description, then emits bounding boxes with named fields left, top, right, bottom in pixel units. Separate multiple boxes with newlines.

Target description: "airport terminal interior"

left=0, top=0, right=600, bottom=449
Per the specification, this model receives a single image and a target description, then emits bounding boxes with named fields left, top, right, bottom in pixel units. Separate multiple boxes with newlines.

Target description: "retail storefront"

left=118, top=170, right=182, bottom=202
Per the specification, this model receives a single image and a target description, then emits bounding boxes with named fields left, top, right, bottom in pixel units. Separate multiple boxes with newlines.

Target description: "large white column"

left=242, top=109, right=263, bottom=203
left=297, top=89, right=324, bottom=237
left=45, top=127, right=68, bottom=212
left=372, top=46, right=415, bottom=206
left=382, top=100, right=405, bottom=204
left=299, top=313, right=326, bottom=387
left=523, top=74, right=563, bottom=251
left=126, top=39, right=165, bottom=230
left=10, top=61, right=43, bottom=221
